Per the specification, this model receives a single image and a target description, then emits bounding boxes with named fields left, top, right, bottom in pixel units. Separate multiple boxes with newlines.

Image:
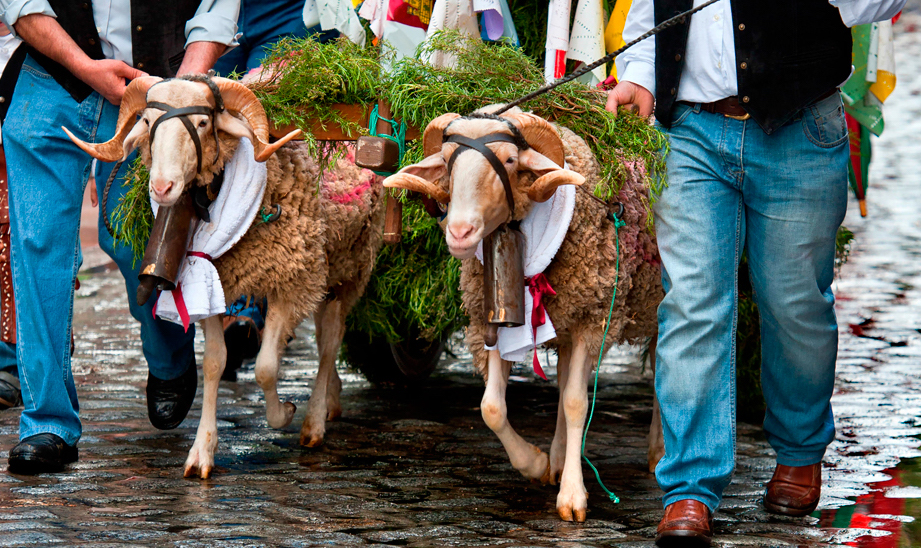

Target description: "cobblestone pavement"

left=3, top=16, right=921, bottom=548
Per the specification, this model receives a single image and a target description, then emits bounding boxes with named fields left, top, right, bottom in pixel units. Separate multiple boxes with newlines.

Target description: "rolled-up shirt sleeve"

left=185, top=0, right=240, bottom=47
left=615, top=0, right=656, bottom=96
left=829, top=0, right=906, bottom=27
left=0, top=0, right=54, bottom=35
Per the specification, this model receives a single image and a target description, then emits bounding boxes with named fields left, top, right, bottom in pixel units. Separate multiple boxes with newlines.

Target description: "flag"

left=604, top=0, right=633, bottom=79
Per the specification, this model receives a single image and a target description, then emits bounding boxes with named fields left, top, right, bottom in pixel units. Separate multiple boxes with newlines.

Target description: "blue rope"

left=580, top=211, right=626, bottom=503
left=368, top=104, right=407, bottom=176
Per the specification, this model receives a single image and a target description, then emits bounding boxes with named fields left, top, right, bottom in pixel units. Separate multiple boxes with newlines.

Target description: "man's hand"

left=605, top=81, right=655, bottom=117
left=13, top=14, right=146, bottom=105
left=78, top=59, right=147, bottom=105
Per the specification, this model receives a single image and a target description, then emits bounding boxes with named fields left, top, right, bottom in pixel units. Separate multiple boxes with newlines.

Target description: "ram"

left=67, top=76, right=385, bottom=478
left=384, top=105, right=664, bottom=521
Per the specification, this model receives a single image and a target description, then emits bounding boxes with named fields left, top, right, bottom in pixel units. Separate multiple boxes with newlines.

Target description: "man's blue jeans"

left=653, top=95, right=849, bottom=512
left=3, top=56, right=196, bottom=445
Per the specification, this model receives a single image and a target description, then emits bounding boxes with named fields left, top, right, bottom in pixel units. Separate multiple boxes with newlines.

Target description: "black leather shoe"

left=0, top=371, right=21, bottom=409
left=146, top=357, right=197, bottom=430
left=222, top=317, right=261, bottom=382
left=8, top=433, right=78, bottom=474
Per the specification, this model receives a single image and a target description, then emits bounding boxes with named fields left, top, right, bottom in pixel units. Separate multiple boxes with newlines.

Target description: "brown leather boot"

left=655, top=499, right=713, bottom=547
left=763, top=462, right=822, bottom=517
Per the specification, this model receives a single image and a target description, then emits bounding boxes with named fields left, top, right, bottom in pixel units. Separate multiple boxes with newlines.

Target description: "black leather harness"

left=441, top=114, right=531, bottom=223
left=146, top=74, right=226, bottom=177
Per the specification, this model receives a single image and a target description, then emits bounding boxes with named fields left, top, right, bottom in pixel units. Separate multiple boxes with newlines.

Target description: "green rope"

left=581, top=211, right=626, bottom=504
left=368, top=103, right=407, bottom=176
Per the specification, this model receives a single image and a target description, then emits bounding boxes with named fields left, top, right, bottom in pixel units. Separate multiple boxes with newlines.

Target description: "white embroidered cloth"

left=475, top=183, right=576, bottom=362
left=154, top=138, right=267, bottom=329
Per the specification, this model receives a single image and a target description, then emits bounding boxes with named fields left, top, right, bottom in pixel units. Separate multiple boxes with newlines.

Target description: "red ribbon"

left=527, top=272, right=556, bottom=380
left=151, top=251, right=215, bottom=332
left=173, top=281, right=190, bottom=332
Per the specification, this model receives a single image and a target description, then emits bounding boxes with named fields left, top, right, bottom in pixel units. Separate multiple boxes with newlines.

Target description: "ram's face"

left=383, top=108, right=585, bottom=260
left=140, top=82, right=218, bottom=206
left=61, top=76, right=302, bottom=207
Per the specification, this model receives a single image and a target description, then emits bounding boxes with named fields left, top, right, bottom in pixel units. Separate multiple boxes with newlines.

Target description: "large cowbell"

left=136, top=193, right=195, bottom=306
left=483, top=223, right=525, bottom=346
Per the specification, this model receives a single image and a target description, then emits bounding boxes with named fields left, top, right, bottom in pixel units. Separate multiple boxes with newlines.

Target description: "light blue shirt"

left=0, top=0, right=239, bottom=66
left=616, top=0, right=907, bottom=103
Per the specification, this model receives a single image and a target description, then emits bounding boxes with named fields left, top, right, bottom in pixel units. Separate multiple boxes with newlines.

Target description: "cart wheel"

left=343, top=330, right=446, bottom=385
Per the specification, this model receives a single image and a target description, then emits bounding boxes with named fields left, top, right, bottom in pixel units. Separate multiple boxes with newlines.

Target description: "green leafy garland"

left=111, top=158, right=154, bottom=267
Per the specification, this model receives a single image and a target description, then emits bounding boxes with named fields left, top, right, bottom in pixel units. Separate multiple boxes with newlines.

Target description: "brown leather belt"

left=682, top=89, right=838, bottom=122
left=680, top=97, right=750, bottom=120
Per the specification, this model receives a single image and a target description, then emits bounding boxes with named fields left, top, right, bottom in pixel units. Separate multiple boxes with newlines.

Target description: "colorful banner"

left=604, top=0, right=633, bottom=79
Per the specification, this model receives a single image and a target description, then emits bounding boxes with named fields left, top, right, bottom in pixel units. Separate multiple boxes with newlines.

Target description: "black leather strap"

left=147, top=102, right=214, bottom=175
left=445, top=133, right=521, bottom=216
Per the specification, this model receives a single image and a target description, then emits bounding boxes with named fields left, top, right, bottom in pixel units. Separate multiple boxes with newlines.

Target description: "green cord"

left=368, top=104, right=407, bottom=176
left=581, top=212, right=626, bottom=504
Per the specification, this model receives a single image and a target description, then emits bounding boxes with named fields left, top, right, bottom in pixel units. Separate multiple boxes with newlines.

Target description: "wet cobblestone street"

left=3, top=13, right=921, bottom=548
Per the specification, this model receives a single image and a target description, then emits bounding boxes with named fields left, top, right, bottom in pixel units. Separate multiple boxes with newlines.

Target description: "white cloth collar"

left=475, top=182, right=576, bottom=364
left=154, top=138, right=267, bottom=329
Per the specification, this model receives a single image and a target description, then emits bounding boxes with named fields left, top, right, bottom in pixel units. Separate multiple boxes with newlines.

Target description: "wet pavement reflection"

left=3, top=10, right=921, bottom=548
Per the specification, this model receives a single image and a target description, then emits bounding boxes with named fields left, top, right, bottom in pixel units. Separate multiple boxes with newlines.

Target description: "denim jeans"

left=3, top=56, right=196, bottom=445
left=652, top=94, right=849, bottom=511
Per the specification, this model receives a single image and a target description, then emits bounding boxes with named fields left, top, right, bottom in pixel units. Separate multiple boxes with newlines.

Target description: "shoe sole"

left=655, top=531, right=712, bottom=548
left=763, top=498, right=819, bottom=517
left=8, top=452, right=78, bottom=475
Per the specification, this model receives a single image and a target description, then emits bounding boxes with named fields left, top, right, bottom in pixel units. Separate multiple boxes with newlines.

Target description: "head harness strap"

left=444, top=132, right=524, bottom=217
left=146, top=75, right=225, bottom=178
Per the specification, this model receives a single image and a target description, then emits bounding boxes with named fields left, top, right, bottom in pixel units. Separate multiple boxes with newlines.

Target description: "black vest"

left=27, top=0, right=199, bottom=103
left=654, top=0, right=852, bottom=134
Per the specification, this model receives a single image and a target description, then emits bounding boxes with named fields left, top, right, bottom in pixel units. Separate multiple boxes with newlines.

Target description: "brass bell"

left=136, top=192, right=195, bottom=306
left=483, top=223, right=525, bottom=346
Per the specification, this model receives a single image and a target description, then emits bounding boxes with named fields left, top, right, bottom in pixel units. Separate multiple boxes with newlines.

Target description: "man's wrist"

left=620, top=61, right=656, bottom=98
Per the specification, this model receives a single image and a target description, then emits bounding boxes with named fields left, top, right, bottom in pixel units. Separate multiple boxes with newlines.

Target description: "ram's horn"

left=422, top=113, right=461, bottom=157
left=501, top=111, right=565, bottom=168
left=214, top=77, right=300, bottom=162
left=63, top=76, right=162, bottom=162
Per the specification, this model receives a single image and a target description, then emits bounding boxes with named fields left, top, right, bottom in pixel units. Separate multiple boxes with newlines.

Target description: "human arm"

left=11, top=14, right=145, bottom=104
left=829, top=0, right=906, bottom=27
left=606, top=0, right=655, bottom=116
left=179, top=0, right=239, bottom=74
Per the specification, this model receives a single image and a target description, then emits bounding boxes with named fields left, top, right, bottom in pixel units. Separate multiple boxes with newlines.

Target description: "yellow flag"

left=604, top=0, right=632, bottom=78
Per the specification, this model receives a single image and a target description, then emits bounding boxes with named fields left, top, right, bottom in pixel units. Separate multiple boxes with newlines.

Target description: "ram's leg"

left=549, top=343, right=572, bottom=485
left=646, top=335, right=665, bottom=473
left=184, top=315, right=225, bottom=479
left=556, top=332, right=592, bottom=522
left=300, top=299, right=344, bottom=447
left=254, top=298, right=297, bottom=429
left=480, top=348, right=551, bottom=483
left=326, top=365, right=342, bottom=421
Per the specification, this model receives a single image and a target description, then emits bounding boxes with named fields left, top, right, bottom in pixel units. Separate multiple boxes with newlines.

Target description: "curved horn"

left=422, top=113, right=461, bottom=157
left=63, top=76, right=162, bottom=162
left=501, top=111, right=565, bottom=167
left=214, top=77, right=301, bottom=162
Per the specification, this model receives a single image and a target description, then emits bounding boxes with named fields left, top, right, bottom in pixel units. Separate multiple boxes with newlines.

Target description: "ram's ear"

left=519, top=148, right=583, bottom=202
left=401, top=152, right=448, bottom=182
left=383, top=154, right=450, bottom=203
left=120, top=120, right=150, bottom=160
left=215, top=111, right=256, bottom=142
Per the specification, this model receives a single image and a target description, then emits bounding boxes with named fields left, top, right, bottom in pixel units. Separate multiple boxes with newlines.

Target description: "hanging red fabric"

left=527, top=272, right=556, bottom=380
